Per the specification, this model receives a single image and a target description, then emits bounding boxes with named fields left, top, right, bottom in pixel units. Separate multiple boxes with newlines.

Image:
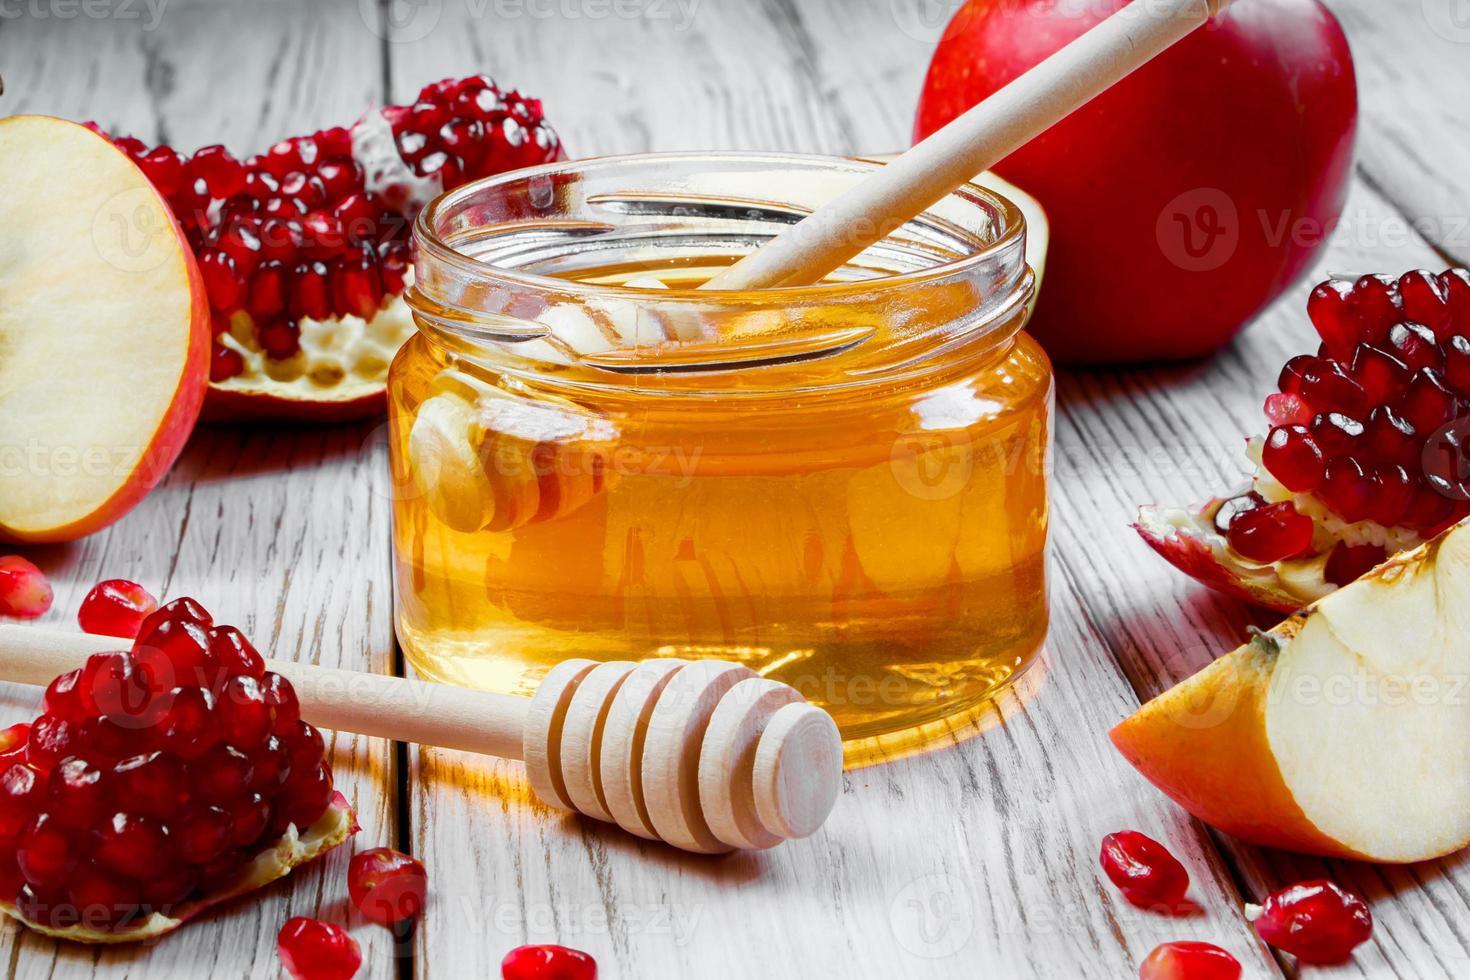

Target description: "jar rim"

left=413, top=150, right=1027, bottom=304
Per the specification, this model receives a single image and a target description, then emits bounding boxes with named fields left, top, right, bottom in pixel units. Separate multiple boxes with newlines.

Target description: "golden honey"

left=389, top=153, right=1051, bottom=756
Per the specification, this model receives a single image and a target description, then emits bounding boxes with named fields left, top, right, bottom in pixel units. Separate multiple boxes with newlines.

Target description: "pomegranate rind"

left=1134, top=496, right=1334, bottom=613
left=0, top=795, right=356, bottom=944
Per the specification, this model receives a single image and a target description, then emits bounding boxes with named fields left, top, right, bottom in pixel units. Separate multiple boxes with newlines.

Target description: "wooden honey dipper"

left=0, top=625, right=842, bottom=855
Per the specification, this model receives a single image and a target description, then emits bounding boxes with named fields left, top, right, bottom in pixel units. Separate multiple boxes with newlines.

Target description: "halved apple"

left=1113, top=518, right=1470, bottom=862
left=0, top=116, right=209, bottom=543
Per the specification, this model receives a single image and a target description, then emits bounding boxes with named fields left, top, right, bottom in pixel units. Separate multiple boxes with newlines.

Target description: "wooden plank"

left=1056, top=176, right=1470, bottom=979
left=0, top=2, right=399, bottom=976
left=1333, top=0, right=1470, bottom=266
left=387, top=2, right=1279, bottom=976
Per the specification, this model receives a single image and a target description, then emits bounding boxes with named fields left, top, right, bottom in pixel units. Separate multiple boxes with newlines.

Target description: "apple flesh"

left=1112, top=519, right=1470, bottom=862
left=915, top=0, right=1357, bottom=363
left=0, top=116, right=209, bottom=543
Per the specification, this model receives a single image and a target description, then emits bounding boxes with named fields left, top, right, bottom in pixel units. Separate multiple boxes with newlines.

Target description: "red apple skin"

left=0, top=119, right=210, bottom=545
left=915, top=0, right=1357, bottom=364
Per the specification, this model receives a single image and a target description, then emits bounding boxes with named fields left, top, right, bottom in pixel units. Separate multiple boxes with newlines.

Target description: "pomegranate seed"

left=211, top=344, right=247, bottom=382
left=218, top=675, right=272, bottom=747
left=1277, top=354, right=1315, bottom=395
left=191, top=745, right=255, bottom=804
left=157, top=685, right=221, bottom=761
left=1397, top=368, right=1457, bottom=435
left=1227, top=500, right=1315, bottom=562
left=139, top=596, right=212, bottom=634
left=1385, top=321, right=1442, bottom=372
left=249, top=261, right=290, bottom=319
left=139, top=147, right=187, bottom=197
left=259, top=320, right=303, bottom=359
left=190, top=144, right=246, bottom=198
left=1443, top=269, right=1470, bottom=333
left=209, top=625, right=265, bottom=679
left=292, top=261, right=333, bottom=321
left=42, top=671, right=84, bottom=725
left=26, top=717, right=76, bottom=771
left=301, top=211, right=346, bottom=258
left=200, top=249, right=245, bottom=312
left=316, top=159, right=360, bottom=198
left=95, top=812, right=175, bottom=879
left=1297, top=360, right=1366, bottom=417
left=502, top=944, right=598, bottom=980
left=175, top=804, right=233, bottom=864
left=249, top=736, right=292, bottom=792
left=113, top=751, right=188, bottom=820
left=78, top=579, right=159, bottom=639
left=136, top=615, right=214, bottom=690
left=266, top=673, right=303, bottom=727
left=1261, top=425, right=1324, bottom=492
left=333, top=248, right=384, bottom=320
left=1099, top=831, right=1189, bottom=911
left=228, top=792, right=271, bottom=848
left=1349, top=274, right=1403, bottom=345
left=281, top=720, right=324, bottom=771
left=1323, top=541, right=1386, bottom=587
left=278, top=916, right=362, bottom=980
left=1362, top=406, right=1418, bottom=466
left=0, top=557, right=53, bottom=619
left=348, top=847, right=428, bottom=925
left=1349, top=343, right=1409, bottom=404
left=1249, top=880, right=1371, bottom=964
left=78, top=650, right=157, bottom=722
left=67, top=864, right=143, bottom=928
left=47, top=757, right=109, bottom=829
left=1318, top=456, right=1377, bottom=523
left=1370, top=465, right=1416, bottom=527
left=197, top=848, right=248, bottom=891
left=1400, top=269, right=1452, bottom=338
left=1138, top=941, right=1241, bottom=980
left=1444, top=335, right=1470, bottom=396
left=276, top=762, right=334, bottom=832
left=1308, top=412, right=1364, bottom=456
left=17, top=813, right=77, bottom=888
left=0, top=763, right=44, bottom=844
left=143, top=864, right=197, bottom=912
left=1307, top=279, right=1357, bottom=359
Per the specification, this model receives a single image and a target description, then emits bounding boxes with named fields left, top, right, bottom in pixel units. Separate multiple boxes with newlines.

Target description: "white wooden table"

left=2, top=1, right=1468, bottom=976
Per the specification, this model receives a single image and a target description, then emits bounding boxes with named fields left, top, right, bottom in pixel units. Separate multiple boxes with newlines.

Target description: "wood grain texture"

left=1333, top=0, right=1470, bottom=266
left=0, top=2, right=399, bottom=977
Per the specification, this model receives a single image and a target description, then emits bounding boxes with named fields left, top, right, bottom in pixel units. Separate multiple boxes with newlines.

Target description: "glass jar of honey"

left=389, top=152, right=1051, bottom=758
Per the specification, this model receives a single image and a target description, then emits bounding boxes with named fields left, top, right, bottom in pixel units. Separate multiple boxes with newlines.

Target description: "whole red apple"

left=915, top=0, right=1356, bottom=364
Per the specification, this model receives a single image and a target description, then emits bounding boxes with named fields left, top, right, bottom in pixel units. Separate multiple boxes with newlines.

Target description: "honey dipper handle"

left=0, top=625, right=529, bottom=761
left=702, top=0, right=1236, bottom=291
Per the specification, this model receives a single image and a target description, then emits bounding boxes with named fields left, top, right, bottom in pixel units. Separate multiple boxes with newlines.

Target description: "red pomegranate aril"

left=248, top=261, right=290, bottom=319
left=1297, top=361, right=1367, bottom=417
left=26, top=716, right=76, bottom=771
left=78, top=579, right=160, bottom=639
left=79, top=649, right=157, bottom=721
left=47, top=757, right=109, bottom=830
left=143, top=864, right=197, bottom=911
left=1397, top=368, right=1457, bottom=435
left=266, top=673, right=303, bottom=728
left=1099, top=831, right=1189, bottom=911
left=158, top=686, right=221, bottom=761
left=190, top=144, right=246, bottom=198
left=1362, top=406, right=1418, bottom=467
left=1444, top=269, right=1470, bottom=333
left=218, top=675, right=273, bottom=748
left=1385, top=321, right=1443, bottom=372
left=1323, top=541, right=1387, bottom=587
left=258, top=217, right=300, bottom=261
left=316, top=159, right=360, bottom=199
left=1250, top=880, right=1371, bottom=964
left=291, top=261, right=333, bottom=321
left=1261, top=425, right=1324, bottom=492
left=137, top=616, right=214, bottom=690
left=1370, top=465, right=1416, bottom=527
left=1307, top=279, right=1357, bottom=359
left=200, top=249, right=244, bottom=312
left=17, top=813, right=77, bottom=889
left=258, top=319, right=303, bottom=360
left=208, top=624, right=266, bottom=680
left=175, top=804, right=233, bottom=865
left=1228, top=500, right=1315, bottom=563
left=95, top=812, right=175, bottom=880
left=191, top=744, right=255, bottom=804
left=228, top=792, right=271, bottom=849
left=281, top=720, right=324, bottom=772
left=1317, top=457, right=1376, bottom=523
left=1306, top=414, right=1361, bottom=471
left=139, top=147, right=187, bottom=197
left=1212, top=492, right=1262, bottom=536
left=211, top=344, right=247, bottom=382
left=1349, top=343, right=1410, bottom=405
left=1349, top=274, right=1403, bottom=345
left=249, top=736, right=291, bottom=792
left=1276, top=354, right=1316, bottom=395
left=502, top=944, right=598, bottom=980
left=0, top=556, right=53, bottom=619
left=1444, top=334, right=1470, bottom=397
left=0, top=763, right=44, bottom=843
left=333, top=249, right=383, bottom=320
left=43, top=670, right=85, bottom=724
left=276, top=762, right=333, bottom=832
left=1138, top=941, right=1240, bottom=980
left=278, top=916, right=362, bottom=980
left=113, top=751, right=188, bottom=820
left=1400, top=268, right=1451, bottom=337
left=16, top=881, right=70, bottom=928
left=67, top=865, right=144, bottom=928
left=378, top=241, right=410, bottom=295
left=348, top=847, right=428, bottom=925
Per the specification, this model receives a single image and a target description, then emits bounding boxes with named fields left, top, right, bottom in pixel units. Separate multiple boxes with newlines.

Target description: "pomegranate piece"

left=1248, top=879, right=1372, bottom=965
left=278, top=916, right=362, bottom=980
left=0, top=557, right=53, bottom=619
left=77, top=580, right=159, bottom=639
left=1099, top=831, right=1190, bottom=911
left=89, top=76, right=565, bottom=421
left=0, top=598, right=355, bottom=942
left=1140, top=269, right=1470, bottom=611
left=502, top=944, right=598, bottom=980
left=1138, top=941, right=1241, bottom=980
left=347, top=846, right=427, bottom=926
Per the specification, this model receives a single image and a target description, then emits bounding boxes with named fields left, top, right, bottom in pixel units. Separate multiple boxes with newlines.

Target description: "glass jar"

left=390, top=152, right=1051, bottom=757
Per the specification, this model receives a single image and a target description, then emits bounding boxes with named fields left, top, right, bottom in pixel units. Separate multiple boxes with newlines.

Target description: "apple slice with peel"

left=1113, top=518, right=1470, bottom=862
left=0, top=115, right=209, bottom=543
